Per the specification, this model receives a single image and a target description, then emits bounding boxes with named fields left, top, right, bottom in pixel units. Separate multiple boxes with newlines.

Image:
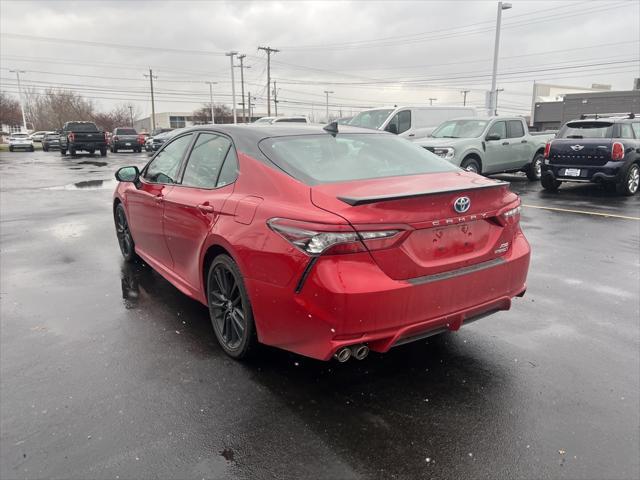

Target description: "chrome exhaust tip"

left=352, top=344, right=369, bottom=361
left=334, top=347, right=352, bottom=363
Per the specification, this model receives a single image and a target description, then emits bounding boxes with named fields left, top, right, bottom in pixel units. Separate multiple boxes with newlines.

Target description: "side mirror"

left=486, top=133, right=501, bottom=141
left=115, top=166, right=140, bottom=183
left=386, top=123, right=398, bottom=135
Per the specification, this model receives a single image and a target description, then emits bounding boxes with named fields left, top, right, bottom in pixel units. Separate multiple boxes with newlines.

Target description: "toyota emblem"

left=453, top=196, right=471, bottom=214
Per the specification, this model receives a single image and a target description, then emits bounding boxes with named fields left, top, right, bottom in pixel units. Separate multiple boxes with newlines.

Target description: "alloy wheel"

left=629, top=165, right=639, bottom=194
left=209, top=264, right=245, bottom=350
left=115, top=207, right=133, bottom=258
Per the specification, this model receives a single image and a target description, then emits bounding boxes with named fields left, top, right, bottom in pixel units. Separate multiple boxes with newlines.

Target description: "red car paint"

left=114, top=125, right=530, bottom=360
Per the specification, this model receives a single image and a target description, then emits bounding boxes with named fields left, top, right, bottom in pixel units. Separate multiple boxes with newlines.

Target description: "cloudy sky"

left=1, top=0, right=638, bottom=121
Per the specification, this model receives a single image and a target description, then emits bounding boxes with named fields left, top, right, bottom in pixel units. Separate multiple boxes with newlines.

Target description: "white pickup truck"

left=416, top=117, right=555, bottom=180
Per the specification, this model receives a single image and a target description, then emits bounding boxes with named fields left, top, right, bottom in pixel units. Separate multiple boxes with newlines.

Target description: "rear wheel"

left=114, top=204, right=137, bottom=262
left=9, top=146, right=13, bottom=152
left=541, top=174, right=561, bottom=192
left=207, top=255, right=257, bottom=359
left=29, top=146, right=35, bottom=152
left=43, top=146, right=49, bottom=152
left=526, top=153, right=543, bottom=181
left=69, top=147, right=77, bottom=157
left=460, top=157, right=481, bottom=174
left=100, top=147, right=107, bottom=157
left=113, top=146, right=118, bottom=153
left=617, top=163, right=639, bottom=196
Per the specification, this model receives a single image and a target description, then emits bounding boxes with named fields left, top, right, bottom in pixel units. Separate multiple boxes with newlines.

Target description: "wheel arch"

left=200, top=239, right=241, bottom=296
left=461, top=152, right=483, bottom=172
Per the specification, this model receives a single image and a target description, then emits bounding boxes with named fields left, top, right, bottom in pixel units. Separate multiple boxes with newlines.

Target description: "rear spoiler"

left=337, top=181, right=509, bottom=206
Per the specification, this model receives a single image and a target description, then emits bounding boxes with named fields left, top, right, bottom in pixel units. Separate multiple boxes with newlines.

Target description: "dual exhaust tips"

left=334, top=344, right=369, bottom=362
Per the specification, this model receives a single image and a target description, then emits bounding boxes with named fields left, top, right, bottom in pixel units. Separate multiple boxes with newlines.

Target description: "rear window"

left=348, top=109, right=394, bottom=130
left=274, top=118, right=307, bottom=123
left=12, top=133, right=28, bottom=138
left=259, top=133, right=458, bottom=185
left=117, top=128, right=137, bottom=135
left=66, top=122, right=99, bottom=132
left=559, top=121, right=613, bottom=139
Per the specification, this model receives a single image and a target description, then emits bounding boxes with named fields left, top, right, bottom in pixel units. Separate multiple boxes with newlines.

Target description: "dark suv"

left=541, top=113, right=639, bottom=195
left=110, top=127, right=143, bottom=153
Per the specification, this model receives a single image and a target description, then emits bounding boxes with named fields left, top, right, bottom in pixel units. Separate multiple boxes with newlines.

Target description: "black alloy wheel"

left=114, top=204, right=136, bottom=262
left=207, top=255, right=257, bottom=359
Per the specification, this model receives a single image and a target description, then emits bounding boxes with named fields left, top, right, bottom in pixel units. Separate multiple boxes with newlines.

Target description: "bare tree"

left=0, top=92, right=22, bottom=129
left=23, top=88, right=95, bottom=130
left=192, top=103, right=232, bottom=124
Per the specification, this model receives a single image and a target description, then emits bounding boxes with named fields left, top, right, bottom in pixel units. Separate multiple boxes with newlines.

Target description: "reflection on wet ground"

left=46, top=179, right=117, bottom=190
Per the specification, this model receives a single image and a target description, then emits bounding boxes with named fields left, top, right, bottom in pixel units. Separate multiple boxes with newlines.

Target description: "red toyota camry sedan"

left=113, top=124, right=530, bottom=361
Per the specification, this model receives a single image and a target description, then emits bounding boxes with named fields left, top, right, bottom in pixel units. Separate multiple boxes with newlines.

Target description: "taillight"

left=612, top=142, right=625, bottom=161
left=137, top=135, right=145, bottom=144
left=267, top=218, right=400, bottom=256
left=68, top=132, right=75, bottom=142
left=500, top=205, right=521, bottom=226
left=543, top=141, right=551, bottom=159
left=104, top=132, right=108, bottom=142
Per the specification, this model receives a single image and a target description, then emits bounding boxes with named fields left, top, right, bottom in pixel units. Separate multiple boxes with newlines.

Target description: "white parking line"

left=522, top=204, right=640, bottom=221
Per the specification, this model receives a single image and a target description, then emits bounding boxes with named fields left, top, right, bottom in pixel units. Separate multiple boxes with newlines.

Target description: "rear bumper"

left=113, top=141, right=142, bottom=149
left=247, top=231, right=530, bottom=360
left=9, top=143, right=33, bottom=149
left=67, top=142, right=107, bottom=150
left=542, top=160, right=627, bottom=183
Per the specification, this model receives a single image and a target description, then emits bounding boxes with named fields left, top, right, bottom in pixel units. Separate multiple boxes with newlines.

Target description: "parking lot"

left=0, top=149, right=638, bottom=479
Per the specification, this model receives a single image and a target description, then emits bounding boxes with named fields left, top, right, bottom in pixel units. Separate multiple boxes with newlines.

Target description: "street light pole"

left=205, top=81, right=217, bottom=124
left=428, top=97, right=437, bottom=106
left=236, top=54, right=250, bottom=123
left=9, top=69, right=27, bottom=131
left=495, top=88, right=504, bottom=116
left=143, top=69, right=157, bottom=132
left=226, top=51, right=238, bottom=124
left=128, top=105, right=134, bottom=127
left=490, top=1, right=512, bottom=116
left=324, top=90, right=334, bottom=122
left=461, top=90, right=470, bottom=106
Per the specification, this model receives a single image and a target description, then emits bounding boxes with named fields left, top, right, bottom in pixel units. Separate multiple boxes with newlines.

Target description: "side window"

left=386, top=110, right=411, bottom=134
left=181, top=133, right=232, bottom=189
left=632, top=123, right=640, bottom=139
left=507, top=120, right=525, bottom=138
left=618, top=123, right=634, bottom=139
left=144, top=133, right=193, bottom=184
left=217, top=146, right=239, bottom=187
left=487, top=121, right=507, bottom=139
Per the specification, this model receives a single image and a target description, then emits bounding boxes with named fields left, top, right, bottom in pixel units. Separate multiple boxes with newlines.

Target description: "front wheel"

left=527, top=154, right=543, bottom=181
left=60, top=148, right=66, bottom=156
left=460, top=157, right=481, bottom=174
left=541, top=174, right=561, bottom=192
left=617, top=163, right=639, bottom=196
left=207, top=255, right=258, bottom=359
left=114, top=203, right=137, bottom=262
left=100, top=147, right=107, bottom=157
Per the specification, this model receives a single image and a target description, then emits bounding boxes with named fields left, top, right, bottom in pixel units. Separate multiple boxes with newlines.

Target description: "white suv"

left=8, top=133, right=34, bottom=152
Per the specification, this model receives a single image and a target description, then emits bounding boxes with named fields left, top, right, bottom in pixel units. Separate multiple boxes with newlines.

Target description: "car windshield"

left=66, top=123, right=98, bottom=132
left=117, top=128, right=137, bottom=135
left=559, top=122, right=613, bottom=139
left=45, top=134, right=59, bottom=139
left=431, top=120, right=489, bottom=138
left=348, top=109, right=394, bottom=130
left=259, top=133, right=458, bottom=185
left=12, top=133, right=28, bottom=138
left=254, top=117, right=274, bottom=124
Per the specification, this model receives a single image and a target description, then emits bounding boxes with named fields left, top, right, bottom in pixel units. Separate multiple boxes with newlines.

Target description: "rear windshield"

left=559, top=122, right=613, bottom=139
left=348, top=109, right=394, bottom=130
left=117, top=128, right=137, bottom=135
left=431, top=119, right=489, bottom=138
left=12, top=133, right=28, bottom=138
left=274, top=118, right=306, bottom=123
left=259, top=133, right=458, bottom=185
left=44, top=133, right=59, bottom=139
left=65, top=122, right=99, bottom=132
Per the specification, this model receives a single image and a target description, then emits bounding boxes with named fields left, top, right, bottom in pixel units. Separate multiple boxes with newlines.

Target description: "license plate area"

left=562, top=168, right=582, bottom=177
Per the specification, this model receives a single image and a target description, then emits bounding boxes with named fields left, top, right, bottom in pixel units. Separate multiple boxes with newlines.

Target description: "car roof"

left=180, top=123, right=381, bottom=140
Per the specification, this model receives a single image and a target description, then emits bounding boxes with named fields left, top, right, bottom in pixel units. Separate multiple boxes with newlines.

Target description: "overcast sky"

left=1, top=0, right=639, bottom=121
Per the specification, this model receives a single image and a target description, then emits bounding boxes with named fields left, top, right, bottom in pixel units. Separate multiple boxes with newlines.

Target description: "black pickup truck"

left=541, top=114, right=640, bottom=196
left=59, top=121, right=108, bottom=157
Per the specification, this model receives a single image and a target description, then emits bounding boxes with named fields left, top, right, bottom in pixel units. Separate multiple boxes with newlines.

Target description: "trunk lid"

left=549, top=138, right=613, bottom=166
left=311, top=171, right=518, bottom=280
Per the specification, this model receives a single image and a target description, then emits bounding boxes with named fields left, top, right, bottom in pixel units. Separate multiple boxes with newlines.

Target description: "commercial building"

left=134, top=112, right=196, bottom=133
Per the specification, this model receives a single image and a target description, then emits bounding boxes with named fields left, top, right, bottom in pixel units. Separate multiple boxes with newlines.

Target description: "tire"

left=43, top=146, right=48, bottom=152
left=9, top=146, right=13, bottom=152
left=460, top=157, right=481, bottom=174
left=616, top=163, right=640, bottom=196
left=113, top=146, right=118, bottom=153
left=29, top=146, right=35, bottom=152
left=60, top=148, right=66, bottom=156
left=69, top=147, right=77, bottom=157
left=541, top=173, right=561, bottom=192
left=100, top=147, right=107, bottom=157
left=207, top=254, right=258, bottom=359
left=114, top=203, right=137, bottom=262
left=526, top=153, right=543, bottom=181
left=88, top=149, right=95, bottom=156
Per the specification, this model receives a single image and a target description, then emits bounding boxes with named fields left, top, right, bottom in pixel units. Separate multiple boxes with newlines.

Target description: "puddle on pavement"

left=47, top=179, right=117, bottom=190
left=77, top=161, right=108, bottom=167
left=48, top=222, right=89, bottom=240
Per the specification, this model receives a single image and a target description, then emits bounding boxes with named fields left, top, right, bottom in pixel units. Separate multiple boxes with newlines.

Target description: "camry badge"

left=570, top=145, right=584, bottom=151
left=453, top=196, right=471, bottom=214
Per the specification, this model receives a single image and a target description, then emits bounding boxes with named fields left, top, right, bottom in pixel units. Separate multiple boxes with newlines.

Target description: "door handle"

left=521, top=140, right=527, bottom=143
left=408, top=133, right=415, bottom=137
left=197, top=204, right=216, bottom=214
left=502, top=142, right=510, bottom=145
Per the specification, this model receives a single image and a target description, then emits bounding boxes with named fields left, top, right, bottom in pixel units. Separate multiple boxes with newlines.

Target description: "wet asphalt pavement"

left=1, top=149, right=639, bottom=480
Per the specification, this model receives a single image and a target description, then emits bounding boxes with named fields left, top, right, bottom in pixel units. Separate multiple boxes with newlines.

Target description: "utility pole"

left=428, top=98, right=437, bottom=106
left=235, top=54, right=250, bottom=123
left=128, top=104, right=134, bottom=127
left=9, top=70, right=27, bottom=131
left=273, top=81, right=278, bottom=117
left=490, top=2, right=512, bottom=115
left=258, top=46, right=279, bottom=116
left=324, top=90, right=334, bottom=122
left=226, top=51, right=238, bottom=124
left=247, top=91, right=252, bottom=122
left=461, top=90, right=470, bottom=106
left=205, top=81, right=217, bottom=124
left=143, top=69, right=157, bottom=132
left=495, top=88, right=504, bottom=116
